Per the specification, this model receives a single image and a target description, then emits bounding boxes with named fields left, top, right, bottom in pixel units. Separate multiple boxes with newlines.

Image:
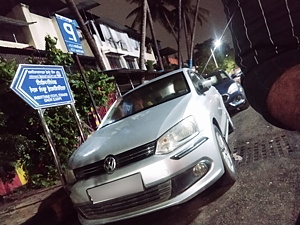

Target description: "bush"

left=0, top=36, right=115, bottom=188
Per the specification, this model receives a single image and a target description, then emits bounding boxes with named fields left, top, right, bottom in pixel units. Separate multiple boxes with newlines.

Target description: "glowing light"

left=214, top=39, right=222, bottom=48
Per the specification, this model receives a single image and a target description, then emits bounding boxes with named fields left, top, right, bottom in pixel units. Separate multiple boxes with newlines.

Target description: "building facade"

left=0, top=2, right=157, bottom=71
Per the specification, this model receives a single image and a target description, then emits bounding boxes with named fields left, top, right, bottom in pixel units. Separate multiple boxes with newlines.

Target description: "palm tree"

left=146, top=5, right=164, bottom=70
left=189, top=0, right=202, bottom=68
left=126, top=0, right=209, bottom=67
left=126, top=0, right=165, bottom=70
left=139, top=0, right=147, bottom=70
left=126, top=0, right=175, bottom=37
left=178, top=0, right=182, bottom=68
left=168, top=0, right=209, bottom=61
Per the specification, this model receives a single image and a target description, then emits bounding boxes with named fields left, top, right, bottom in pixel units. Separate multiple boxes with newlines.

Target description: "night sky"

left=89, top=0, right=232, bottom=58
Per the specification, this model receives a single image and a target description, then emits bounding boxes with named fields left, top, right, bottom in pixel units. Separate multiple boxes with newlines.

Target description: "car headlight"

left=156, top=116, right=199, bottom=155
left=228, top=83, right=239, bottom=94
left=65, top=168, right=77, bottom=184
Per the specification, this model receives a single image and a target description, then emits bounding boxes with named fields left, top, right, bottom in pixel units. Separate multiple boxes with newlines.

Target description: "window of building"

left=119, top=41, right=128, bottom=50
left=125, top=57, right=136, bottom=69
left=100, top=25, right=117, bottom=48
left=107, top=55, right=122, bottom=69
left=95, top=24, right=105, bottom=42
left=130, top=39, right=139, bottom=51
left=117, top=33, right=128, bottom=50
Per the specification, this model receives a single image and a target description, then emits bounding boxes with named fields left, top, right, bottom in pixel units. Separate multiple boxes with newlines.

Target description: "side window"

left=220, top=71, right=230, bottom=80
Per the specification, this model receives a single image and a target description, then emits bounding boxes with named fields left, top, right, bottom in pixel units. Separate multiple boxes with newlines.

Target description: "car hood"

left=214, top=79, right=235, bottom=94
left=69, top=95, right=192, bottom=168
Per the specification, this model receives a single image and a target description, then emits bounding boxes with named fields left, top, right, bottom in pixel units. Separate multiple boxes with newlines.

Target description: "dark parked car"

left=231, top=71, right=243, bottom=84
left=205, top=70, right=249, bottom=113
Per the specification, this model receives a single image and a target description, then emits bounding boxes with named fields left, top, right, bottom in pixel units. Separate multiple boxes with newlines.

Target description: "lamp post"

left=211, top=48, right=219, bottom=68
left=211, top=39, right=222, bottom=69
left=200, top=39, right=222, bottom=75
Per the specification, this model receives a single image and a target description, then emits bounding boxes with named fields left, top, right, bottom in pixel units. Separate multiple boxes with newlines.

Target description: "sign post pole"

left=74, top=54, right=102, bottom=123
left=69, top=104, right=86, bottom=142
left=37, top=109, right=65, bottom=186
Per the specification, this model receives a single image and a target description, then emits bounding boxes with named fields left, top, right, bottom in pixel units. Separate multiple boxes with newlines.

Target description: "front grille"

left=77, top=180, right=171, bottom=219
left=74, top=141, right=156, bottom=180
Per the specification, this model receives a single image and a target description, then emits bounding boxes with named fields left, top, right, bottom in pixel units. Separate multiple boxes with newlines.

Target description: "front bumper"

left=69, top=133, right=225, bottom=225
left=223, top=92, right=247, bottom=112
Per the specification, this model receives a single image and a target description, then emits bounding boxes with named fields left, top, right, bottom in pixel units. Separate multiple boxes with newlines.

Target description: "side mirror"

left=198, top=79, right=212, bottom=93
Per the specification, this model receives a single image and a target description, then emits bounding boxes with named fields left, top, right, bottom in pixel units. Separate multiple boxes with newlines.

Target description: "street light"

left=214, top=39, right=222, bottom=48
left=211, top=39, right=222, bottom=69
left=200, top=38, right=222, bottom=75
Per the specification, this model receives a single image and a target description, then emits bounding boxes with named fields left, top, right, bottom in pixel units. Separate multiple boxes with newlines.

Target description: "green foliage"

left=193, top=38, right=237, bottom=75
left=0, top=58, right=37, bottom=183
left=0, top=36, right=115, bottom=188
left=45, top=35, right=74, bottom=67
left=69, top=70, right=115, bottom=119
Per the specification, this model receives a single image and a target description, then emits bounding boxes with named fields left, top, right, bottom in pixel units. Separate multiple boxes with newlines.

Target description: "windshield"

left=102, top=72, right=190, bottom=126
left=205, top=71, right=230, bottom=86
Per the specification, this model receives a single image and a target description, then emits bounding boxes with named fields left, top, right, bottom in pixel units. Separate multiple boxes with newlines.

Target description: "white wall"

left=19, top=4, right=65, bottom=50
left=0, top=40, right=29, bottom=48
left=2, top=3, right=157, bottom=70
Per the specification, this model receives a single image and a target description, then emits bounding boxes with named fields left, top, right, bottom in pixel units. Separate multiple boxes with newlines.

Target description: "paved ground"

left=195, top=107, right=300, bottom=225
left=0, top=185, right=63, bottom=225
left=0, top=107, right=299, bottom=225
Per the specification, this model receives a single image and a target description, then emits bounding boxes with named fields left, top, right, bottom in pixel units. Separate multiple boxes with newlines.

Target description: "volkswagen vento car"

left=65, top=68, right=237, bottom=225
left=205, top=70, right=249, bottom=114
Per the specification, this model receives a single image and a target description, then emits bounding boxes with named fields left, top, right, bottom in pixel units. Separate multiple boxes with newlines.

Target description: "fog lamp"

left=193, top=162, right=209, bottom=177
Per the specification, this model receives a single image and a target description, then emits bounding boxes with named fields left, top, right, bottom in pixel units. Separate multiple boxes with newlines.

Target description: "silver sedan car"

left=65, top=68, right=237, bottom=225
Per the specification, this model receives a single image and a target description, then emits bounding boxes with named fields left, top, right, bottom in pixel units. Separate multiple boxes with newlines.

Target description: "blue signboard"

left=10, top=64, right=75, bottom=109
left=55, top=14, right=84, bottom=55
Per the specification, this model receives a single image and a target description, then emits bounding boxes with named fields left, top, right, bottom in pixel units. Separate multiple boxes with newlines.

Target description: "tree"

left=126, top=0, right=165, bottom=70
left=194, top=38, right=236, bottom=75
left=167, top=0, right=209, bottom=62
left=189, top=0, right=201, bottom=68
left=146, top=5, right=164, bottom=70
left=178, top=0, right=182, bottom=68
left=65, top=0, right=106, bottom=70
left=0, top=59, right=33, bottom=183
left=126, top=0, right=175, bottom=36
left=126, top=0, right=209, bottom=66
left=139, top=0, right=147, bottom=70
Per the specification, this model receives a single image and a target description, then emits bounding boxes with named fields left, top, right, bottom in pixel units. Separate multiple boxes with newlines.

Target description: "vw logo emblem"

left=103, top=155, right=117, bottom=173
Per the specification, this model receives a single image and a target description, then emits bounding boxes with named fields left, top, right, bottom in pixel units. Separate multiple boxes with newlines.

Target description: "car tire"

left=214, top=125, right=237, bottom=186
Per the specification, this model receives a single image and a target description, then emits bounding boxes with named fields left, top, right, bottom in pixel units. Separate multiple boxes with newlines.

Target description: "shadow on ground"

left=21, top=188, right=77, bottom=225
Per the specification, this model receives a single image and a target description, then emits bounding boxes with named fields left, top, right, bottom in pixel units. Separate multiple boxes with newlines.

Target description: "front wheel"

left=214, top=125, right=237, bottom=185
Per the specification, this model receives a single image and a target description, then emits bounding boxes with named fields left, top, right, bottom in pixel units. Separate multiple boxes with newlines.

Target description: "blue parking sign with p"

left=55, top=14, right=84, bottom=55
